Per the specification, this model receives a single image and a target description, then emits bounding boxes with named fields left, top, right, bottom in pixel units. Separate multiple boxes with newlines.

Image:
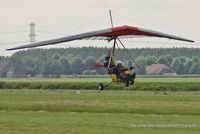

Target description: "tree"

left=52, top=53, right=60, bottom=60
left=85, top=56, right=97, bottom=69
left=49, top=60, right=64, bottom=77
left=85, top=56, right=96, bottom=65
left=11, top=55, right=36, bottom=76
left=66, top=54, right=76, bottom=64
left=170, top=58, right=184, bottom=74
left=42, top=59, right=65, bottom=77
left=71, top=55, right=84, bottom=74
left=165, top=55, right=173, bottom=66
left=135, top=56, right=146, bottom=74
left=42, top=60, right=52, bottom=77
left=184, top=60, right=193, bottom=74
left=158, top=55, right=168, bottom=65
left=146, top=56, right=158, bottom=65
left=10, top=47, right=200, bottom=76
left=60, top=57, right=72, bottom=75
left=192, top=56, right=199, bottom=63
left=189, top=62, right=200, bottom=74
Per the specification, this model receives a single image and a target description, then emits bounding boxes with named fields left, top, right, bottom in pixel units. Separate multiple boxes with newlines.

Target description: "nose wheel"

left=98, top=83, right=104, bottom=90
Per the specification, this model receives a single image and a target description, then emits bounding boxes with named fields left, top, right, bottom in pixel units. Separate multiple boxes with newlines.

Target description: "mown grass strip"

left=1, top=81, right=200, bottom=91
left=0, top=90, right=200, bottom=115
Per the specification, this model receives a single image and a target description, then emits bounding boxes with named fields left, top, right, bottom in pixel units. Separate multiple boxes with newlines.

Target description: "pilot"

left=104, top=56, right=116, bottom=68
left=113, top=62, right=135, bottom=81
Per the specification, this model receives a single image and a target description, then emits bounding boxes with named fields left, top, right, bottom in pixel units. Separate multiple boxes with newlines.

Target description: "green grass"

left=0, top=77, right=109, bottom=82
left=1, top=77, right=200, bottom=91
left=0, top=90, right=200, bottom=134
left=1, top=77, right=200, bottom=82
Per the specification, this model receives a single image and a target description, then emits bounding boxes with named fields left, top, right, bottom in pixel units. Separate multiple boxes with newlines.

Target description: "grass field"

left=1, top=77, right=200, bottom=91
left=2, top=77, right=200, bottom=82
left=0, top=88, right=200, bottom=134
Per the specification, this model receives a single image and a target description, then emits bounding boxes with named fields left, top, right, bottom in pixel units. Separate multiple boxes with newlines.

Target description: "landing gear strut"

left=98, top=82, right=113, bottom=90
left=98, top=83, right=104, bottom=90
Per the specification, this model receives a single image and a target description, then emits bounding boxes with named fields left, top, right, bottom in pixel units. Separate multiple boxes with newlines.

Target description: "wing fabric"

left=138, top=27, right=194, bottom=43
left=7, top=25, right=194, bottom=51
left=7, top=29, right=112, bottom=50
left=98, top=25, right=194, bottom=42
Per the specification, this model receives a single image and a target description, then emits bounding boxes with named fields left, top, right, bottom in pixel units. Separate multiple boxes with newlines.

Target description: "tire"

left=130, top=79, right=134, bottom=85
left=123, top=75, right=129, bottom=87
left=98, top=83, right=104, bottom=90
left=130, top=73, right=136, bottom=85
left=125, top=81, right=129, bottom=87
left=125, top=79, right=129, bottom=87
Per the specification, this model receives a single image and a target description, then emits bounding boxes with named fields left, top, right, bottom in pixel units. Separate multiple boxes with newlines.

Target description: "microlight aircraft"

left=7, top=11, right=194, bottom=90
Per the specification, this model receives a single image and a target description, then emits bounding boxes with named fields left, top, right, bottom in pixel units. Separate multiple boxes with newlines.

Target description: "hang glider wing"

left=7, top=25, right=194, bottom=51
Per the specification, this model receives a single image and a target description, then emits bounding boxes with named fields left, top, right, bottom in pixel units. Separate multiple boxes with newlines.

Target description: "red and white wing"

left=7, top=25, right=194, bottom=51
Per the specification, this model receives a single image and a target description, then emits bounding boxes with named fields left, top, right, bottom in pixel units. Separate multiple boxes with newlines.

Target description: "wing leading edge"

left=7, top=25, right=194, bottom=51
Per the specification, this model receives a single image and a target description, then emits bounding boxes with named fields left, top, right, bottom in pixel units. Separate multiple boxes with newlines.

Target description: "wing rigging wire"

left=117, top=38, right=140, bottom=68
left=115, top=41, right=130, bottom=67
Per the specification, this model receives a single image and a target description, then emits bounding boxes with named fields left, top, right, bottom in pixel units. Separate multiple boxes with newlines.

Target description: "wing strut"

left=116, top=37, right=139, bottom=68
left=107, top=38, right=117, bottom=69
left=107, top=10, right=115, bottom=69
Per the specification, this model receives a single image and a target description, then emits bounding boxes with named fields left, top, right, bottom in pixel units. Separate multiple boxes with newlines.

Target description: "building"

left=0, top=59, right=13, bottom=77
left=146, top=64, right=176, bottom=75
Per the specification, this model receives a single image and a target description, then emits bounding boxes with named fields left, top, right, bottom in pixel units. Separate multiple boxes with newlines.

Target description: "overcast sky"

left=0, top=0, right=199, bottom=56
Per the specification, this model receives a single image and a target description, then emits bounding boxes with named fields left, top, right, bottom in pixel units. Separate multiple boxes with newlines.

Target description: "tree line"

left=8, top=47, right=200, bottom=77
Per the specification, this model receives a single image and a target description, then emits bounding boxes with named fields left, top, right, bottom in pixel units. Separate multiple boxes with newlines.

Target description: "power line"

left=0, top=41, right=29, bottom=46
left=0, top=30, right=28, bottom=35
left=36, top=30, right=68, bottom=36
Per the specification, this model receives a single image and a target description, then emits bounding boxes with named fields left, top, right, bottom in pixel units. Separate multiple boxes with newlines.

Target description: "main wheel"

left=98, top=83, right=104, bottom=90
left=130, top=79, right=134, bottom=85
left=125, top=81, right=129, bottom=87
left=125, top=78, right=129, bottom=87
left=130, top=73, right=136, bottom=85
left=123, top=76, right=130, bottom=87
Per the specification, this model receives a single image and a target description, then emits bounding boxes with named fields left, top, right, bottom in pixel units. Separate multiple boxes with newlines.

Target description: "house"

left=146, top=64, right=176, bottom=75
left=0, top=59, right=13, bottom=77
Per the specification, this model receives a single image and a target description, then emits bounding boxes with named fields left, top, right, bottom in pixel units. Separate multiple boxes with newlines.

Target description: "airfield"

left=0, top=77, right=200, bottom=134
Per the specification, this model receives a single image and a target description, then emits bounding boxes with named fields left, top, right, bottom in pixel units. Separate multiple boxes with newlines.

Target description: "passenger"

left=112, top=63, right=127, bottom=80
left=104, top=56, right=116, bottom=69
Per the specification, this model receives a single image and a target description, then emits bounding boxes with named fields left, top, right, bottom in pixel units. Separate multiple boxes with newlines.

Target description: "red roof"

left=146, top=64, right=176, bottom=75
